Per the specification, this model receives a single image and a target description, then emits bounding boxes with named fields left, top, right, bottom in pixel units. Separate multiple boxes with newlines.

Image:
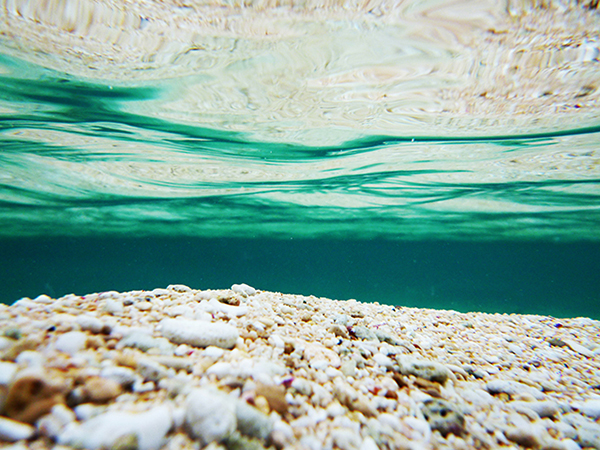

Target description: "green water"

left=1, top=2, right=599, bottom=319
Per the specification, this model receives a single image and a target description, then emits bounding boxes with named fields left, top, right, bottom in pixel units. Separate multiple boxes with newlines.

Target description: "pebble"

left=352, top=325, right=378, bottom=341
left=80, top=376, right=123, bottom=403
left=504, top=425, right=544, bottom=448
left=303, top=342, right=341, bottom=369
left=54, top=331, right=88, bottom=355
left=396, top=356, right=451, bottom=384
left=0, top=361, right=17, bottom=384
left=100, top=366, right=137, bottom=387
left=235, top=399, right=273, bottom=440
left=159, top=318, right=238, bottom=349
left=0, top=416, right=35, bottom=441
left=58, top=405, right=172, bottom=450
left=3, top=372, right=68, bottom=423
left=185, top=388, right=237, bottom=445
left=579, top=399, right=600, bottom=419
left=118, top=331, right=174, bottom=354
left=420, top=398, right=465, bottom=437
left=103, top=299, right=124, bottom=315
left=196, top=298, right=248, bottom=317
left=76, top=315, right=108, bottom=334
left=485, top=379, right=546, bottom=400
left=510, top=400, right=560, bottom=418
left=562, top=339, right=595, bottom=358
left=231, top=283, right=257, bottom=297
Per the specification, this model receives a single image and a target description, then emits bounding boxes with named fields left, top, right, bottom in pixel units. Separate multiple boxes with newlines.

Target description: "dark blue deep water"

left=1, top=237, right=599, bottom=319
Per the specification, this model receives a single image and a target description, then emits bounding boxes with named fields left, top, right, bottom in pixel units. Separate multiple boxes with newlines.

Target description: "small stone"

left=168, top=284, right=192, bottom=293
left=255, top=383, right=288, bottom=415
left=340, top=360, right=357, bottom=377
left=118, top=332, right=174, bottom=354
left=352, top=326, right=378, bottom=341
left=485, top=379, right=545, bottom=400
left=55, top=331, right=88, bottom=355
left=0, top=361, right=18, bottom=385
left=81, top=376, right=123, bottom=403
left=197, top=298, right=248, bottom=318
left=510, top=400, right=559, bottom=418
left=160, top=318, right=238, bottom=349
left=185, top=388, right=237, bottom=445
left=0, top=416, right=35, bottom=441
left=579, top=399, right=600, bottom=419
left=103, top=299, right=124, bottom=315
left=3, top=373, right=68, bottom=423
left=360, top=436, right=379, bottom=450
left=99, top=366, right=137, bottom=387
left=397, top=356, right=451, bottom=384
left=303, top=342, right=341, bottom=369
left=327, top=324, right=349, bottom=339
left=236, top=400, right=273, bottom=440
left=505, top=426, right=543, bottom=448
left=291, top=378, right=312, bottom=396
left=373, top=353, right=394, bottom=368
left=421, top=398, right=465, bottom=437
left=58, top=405, right=172, bottom=450
left=231, top=284, right=257, bottom=297
left=137, top=358, right=169, bottom=382
left=37, top=403, right=76, bottom=439
left=562, top=339, right=594, bottom=358
left=76, top=315, right=107, bottom=334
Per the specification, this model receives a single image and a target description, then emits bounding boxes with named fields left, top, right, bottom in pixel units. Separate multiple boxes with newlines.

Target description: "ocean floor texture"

left=0, top=285, right=599, bottom=450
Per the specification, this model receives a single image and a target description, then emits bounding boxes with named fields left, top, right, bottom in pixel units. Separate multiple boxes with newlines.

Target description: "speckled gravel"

left=0, top=285, right=599, bottom=450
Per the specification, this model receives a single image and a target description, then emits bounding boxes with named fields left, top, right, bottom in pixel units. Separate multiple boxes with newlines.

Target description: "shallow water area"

left=0, top=0, right=599, bottom=318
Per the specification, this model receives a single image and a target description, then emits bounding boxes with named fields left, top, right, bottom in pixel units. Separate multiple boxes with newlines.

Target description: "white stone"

left=74, top=404, right=105, bottom=422
left=160, top=318, right=238, bottom=349
left=100, top=366, right=137, bottom=387
left=360, top=436, right=379, bottom=450
left=580, top=399, right=600, bottom=419
left=510, top=400, right=559, bottom=418
left=167, top=284, right=192, bottom=292
left=236, top=400, right=273, bottom=440
left=203, top=346, right=225, bottom=358
left=486, top=380, right=545, bottom=400
left=185, top=388, right=237, bottom=445
left=15, top=350, right=43, bottom=367
left=0, top=361, right=18, bottom=385
left=196, top=298, right=248, bottom=317
left=58, top=405, right=172, bottom=450
left=231, top=283, right=256, bottom=296
left=167, top=305, right=194, bottom=318
left=562, top=339, right=594, bottom=358
left=137, top=358, right=170, bottom=382
left=103, top=299, right=124, bottom=315
left=373, top=353, right=394, bottom=368
left=76, top=315, right=105, bottom=334
left=0, top=416, right=35, bottom=441
left=33, top=294, right=53, bottom=303
left=37, top=404, right=77, bottom=440
left=55, top=331, right=88, bottom=355
left=118, top=332, right=174, bottom=354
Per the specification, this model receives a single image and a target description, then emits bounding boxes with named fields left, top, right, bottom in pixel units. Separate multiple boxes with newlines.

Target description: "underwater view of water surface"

left=0, top=0, right=599, bottom=318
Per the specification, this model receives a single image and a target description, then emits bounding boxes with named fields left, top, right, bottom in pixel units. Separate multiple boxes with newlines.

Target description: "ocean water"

left=0, top=0, right=599, bottom=318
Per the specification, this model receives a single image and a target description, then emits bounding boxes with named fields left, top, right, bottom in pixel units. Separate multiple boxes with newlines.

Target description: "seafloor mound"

left=0, top=284, right=598, bottom=449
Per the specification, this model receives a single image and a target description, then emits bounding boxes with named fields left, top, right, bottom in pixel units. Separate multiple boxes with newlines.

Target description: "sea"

left=0, top=0, right=599, bottom=319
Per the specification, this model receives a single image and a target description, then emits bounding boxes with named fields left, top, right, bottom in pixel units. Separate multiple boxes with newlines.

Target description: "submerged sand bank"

left=0, top=285, right=599, bottom=449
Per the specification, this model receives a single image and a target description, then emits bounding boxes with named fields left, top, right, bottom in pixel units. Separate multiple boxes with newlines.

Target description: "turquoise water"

left=1, top=54, right=599, bottom=241
left=1, top=1, right=599, bottom=318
